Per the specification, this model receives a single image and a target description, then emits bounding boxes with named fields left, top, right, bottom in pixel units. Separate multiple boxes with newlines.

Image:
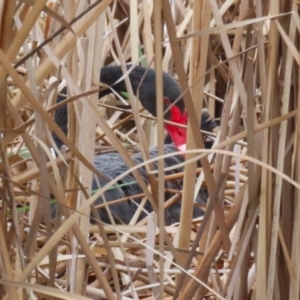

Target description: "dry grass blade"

left=1, top=0, right=299, bottom=299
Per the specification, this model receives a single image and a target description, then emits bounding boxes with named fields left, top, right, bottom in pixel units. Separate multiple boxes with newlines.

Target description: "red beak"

left=165, top=106, right=187, bottom=152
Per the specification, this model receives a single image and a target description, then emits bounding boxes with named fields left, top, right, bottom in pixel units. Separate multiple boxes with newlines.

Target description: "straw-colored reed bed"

left=0, top=0, right=299, bottom=299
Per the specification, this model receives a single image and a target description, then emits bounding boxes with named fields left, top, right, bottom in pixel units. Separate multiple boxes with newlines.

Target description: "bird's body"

left=52, top=65, right=216, bottom=225
left=91, top=144, right=207, bottom=225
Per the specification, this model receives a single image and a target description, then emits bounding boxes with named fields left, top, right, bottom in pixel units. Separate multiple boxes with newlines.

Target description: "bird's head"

left=99, top=65, right=189, bottom=152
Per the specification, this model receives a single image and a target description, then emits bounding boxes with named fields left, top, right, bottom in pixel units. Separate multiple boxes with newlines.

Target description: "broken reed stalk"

left=0, top=0, right=299, bottom=299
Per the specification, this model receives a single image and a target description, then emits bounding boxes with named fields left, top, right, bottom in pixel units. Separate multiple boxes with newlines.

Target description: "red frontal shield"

left=165, top=106, right=187, bottom=152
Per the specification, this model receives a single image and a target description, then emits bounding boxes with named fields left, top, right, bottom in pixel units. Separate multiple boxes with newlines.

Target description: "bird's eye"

left=164, top=98, right=171, bottom=105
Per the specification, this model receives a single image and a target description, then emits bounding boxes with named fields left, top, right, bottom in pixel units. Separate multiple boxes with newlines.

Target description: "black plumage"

left=51, top=65, right=216, bottom=225
left=90, top=144, right=208, bottom=225
left=53, top=65, right=185, bottom=149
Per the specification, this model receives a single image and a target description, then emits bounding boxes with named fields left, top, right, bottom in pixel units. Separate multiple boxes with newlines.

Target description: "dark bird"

left=53, top=65, right=187, bottom=150
left=52, top=65, right=216, bottom=225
